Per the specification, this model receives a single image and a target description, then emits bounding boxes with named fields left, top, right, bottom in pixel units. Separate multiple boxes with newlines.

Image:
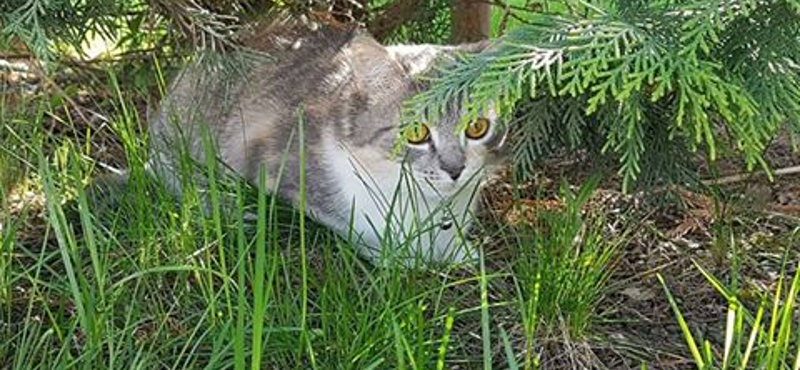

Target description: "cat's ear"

left=343, top=34, right=412, bottom=100
left=342, top=34, right=407, bottom=90
left=386, top=40, right=495, bottom=76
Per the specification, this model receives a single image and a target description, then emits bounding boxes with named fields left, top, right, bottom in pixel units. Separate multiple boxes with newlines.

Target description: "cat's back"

left=151, top=17, right=359, bottom=135
left=147, top=17, right=364, bottom=191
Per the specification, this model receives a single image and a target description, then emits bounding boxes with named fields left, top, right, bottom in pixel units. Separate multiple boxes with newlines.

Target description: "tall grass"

left=509, top=177, right=623, bottom=368
left=0, top=74, right=627, bottom=370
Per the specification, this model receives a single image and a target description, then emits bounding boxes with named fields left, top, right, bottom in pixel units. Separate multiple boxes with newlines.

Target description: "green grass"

left=3, top=65, right=799, bottom=369
left=659, top=229, right=800, bottom=370
left=514, top=177, right=622, bottom=338
left=1, top=78, right=628, bottom=370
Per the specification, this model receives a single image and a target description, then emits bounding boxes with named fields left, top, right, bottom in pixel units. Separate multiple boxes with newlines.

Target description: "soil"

left=480, top=133, right=799, bottom=369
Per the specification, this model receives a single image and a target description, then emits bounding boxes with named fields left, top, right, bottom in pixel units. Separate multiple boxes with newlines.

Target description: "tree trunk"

left=450, top=0, right=491, bottom=43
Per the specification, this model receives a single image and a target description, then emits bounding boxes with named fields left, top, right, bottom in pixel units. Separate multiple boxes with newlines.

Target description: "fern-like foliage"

left=406, top=0, right=800, bottom=191
left=1, top=0, right=141, bottom=60
left=0, top=0, right=362, bottom=61
left=377, top=0, right=452, bottom=44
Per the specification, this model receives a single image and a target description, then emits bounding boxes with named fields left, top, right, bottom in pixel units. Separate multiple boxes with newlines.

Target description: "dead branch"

left=702, top=165, right=800, bottom=186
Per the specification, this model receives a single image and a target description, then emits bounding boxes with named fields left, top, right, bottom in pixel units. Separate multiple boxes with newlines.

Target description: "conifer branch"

left=405, top=0, right=800, bottom=191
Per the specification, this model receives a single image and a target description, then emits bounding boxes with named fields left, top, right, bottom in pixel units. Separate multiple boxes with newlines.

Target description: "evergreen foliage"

left=377, top=0, right=452, bottom=44
left=407, top=0, right=800, bottom=191
left=0, top=0, right=352, bottom=60
left=2, top=0, right=165, bottom=60
left=4, top=0, right=799, bottom=191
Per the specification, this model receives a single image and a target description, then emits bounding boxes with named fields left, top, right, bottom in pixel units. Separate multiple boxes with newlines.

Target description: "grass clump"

left=659, top=231, right=800, bottom=370
left=504, top=177, right=623, bottom=367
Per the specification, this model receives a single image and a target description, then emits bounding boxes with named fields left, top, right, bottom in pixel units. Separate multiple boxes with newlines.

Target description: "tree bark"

left=451, top=0, right=491, bottom=43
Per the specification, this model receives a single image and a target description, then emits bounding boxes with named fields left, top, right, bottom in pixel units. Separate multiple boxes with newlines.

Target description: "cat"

left=146, top=18, right=507, bottom=264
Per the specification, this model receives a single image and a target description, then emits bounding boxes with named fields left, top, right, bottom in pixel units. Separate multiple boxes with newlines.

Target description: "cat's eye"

left=404, top=124, right=431, bottom=144
left=465, top=117, right=490, bottom=140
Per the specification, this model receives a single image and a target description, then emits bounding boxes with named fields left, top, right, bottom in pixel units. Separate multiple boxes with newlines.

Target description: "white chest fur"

left=321, top=136, right=477, bottom=264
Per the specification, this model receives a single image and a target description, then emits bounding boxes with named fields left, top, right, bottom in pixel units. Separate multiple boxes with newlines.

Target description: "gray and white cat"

left=147, top=20, right=507, bottom=264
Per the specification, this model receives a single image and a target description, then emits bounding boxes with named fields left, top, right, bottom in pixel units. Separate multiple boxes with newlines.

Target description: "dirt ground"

left=481, top=133, right=799, bottom=369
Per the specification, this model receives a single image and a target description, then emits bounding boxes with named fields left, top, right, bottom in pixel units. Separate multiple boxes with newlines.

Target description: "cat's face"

left=399, top=104, right=505, bottom=194
left=341, top=40, right=506, bottom=196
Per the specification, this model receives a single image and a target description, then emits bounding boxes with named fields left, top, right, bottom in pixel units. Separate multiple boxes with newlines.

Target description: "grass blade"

left=657, top=273, right=704, bottom=369
left=480, top=247, right=493, bottom=370
left=722, top=301, right=736, bottom=370
left=500, top=326, right=520, bottom=370
left=738, top=296, right=765, bottom=370
left=251, top=167, right=269, bottom=370
left=234, top=185, right=247, bottom=370
left=435, top=308, right=456, bottom=370
left=393, top=320, right=408, bottom=370
left=201, top=129, right=233, bottom=321
left=773, top=264, right=800, bottom=368
left=39, top=155, right=96, bottom=351
left=296, top=109, right=315, bottom=368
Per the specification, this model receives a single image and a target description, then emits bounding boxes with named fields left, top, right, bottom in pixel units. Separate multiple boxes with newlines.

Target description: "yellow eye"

left=465, top=117, right=490, bottom=140
left=404, top=124, right=431, bottom=144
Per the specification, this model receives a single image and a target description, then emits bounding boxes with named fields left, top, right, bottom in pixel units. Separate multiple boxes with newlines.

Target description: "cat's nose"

left=442, top=164, right=466, bottom=181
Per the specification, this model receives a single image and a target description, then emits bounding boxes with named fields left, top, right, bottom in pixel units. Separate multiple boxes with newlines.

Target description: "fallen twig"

left=702, top=165, right=800, bottom=186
